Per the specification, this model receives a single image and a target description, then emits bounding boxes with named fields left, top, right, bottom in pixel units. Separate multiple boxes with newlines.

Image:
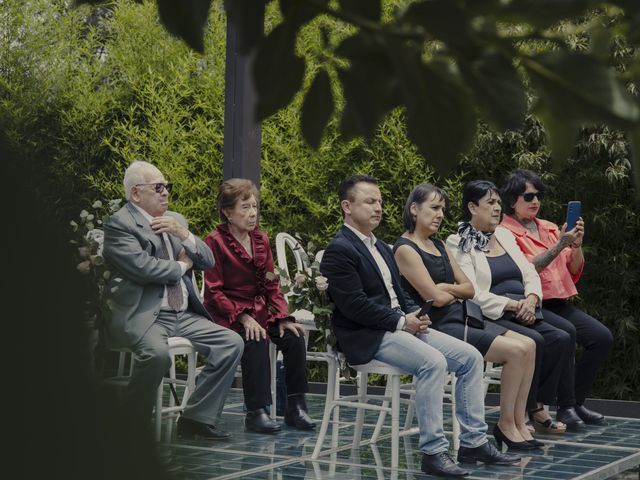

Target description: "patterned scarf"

left=457, top=222, right=493, bottom=253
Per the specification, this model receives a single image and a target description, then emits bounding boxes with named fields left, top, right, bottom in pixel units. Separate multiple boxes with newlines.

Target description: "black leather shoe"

left=457, top=441, right=521, bottom=465
left=556, top=406, right=586, bottom=431
left=176, top=416, right=231, bottom=440
left=575, top=404, right=605, bottom=425
left=284, top=394, right=315, bottom=430
left=245, top=408, right=281, bottom=433
left=421, top=452, right=470, bottom=477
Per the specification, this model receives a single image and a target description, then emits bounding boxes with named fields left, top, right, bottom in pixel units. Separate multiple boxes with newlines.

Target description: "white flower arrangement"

left=70, top=199, right=122, bottom=326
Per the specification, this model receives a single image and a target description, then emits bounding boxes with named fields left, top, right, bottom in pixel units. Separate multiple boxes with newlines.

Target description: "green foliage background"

left=1, top=0, right=637, bottom=399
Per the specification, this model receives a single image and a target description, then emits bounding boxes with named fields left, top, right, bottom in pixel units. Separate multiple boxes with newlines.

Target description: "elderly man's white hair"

left=123, top=160, right=162, bottom=200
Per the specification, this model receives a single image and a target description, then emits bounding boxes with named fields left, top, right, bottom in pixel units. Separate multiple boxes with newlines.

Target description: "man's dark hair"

left=403, top=183, right=449, bottom=233
left=500, top=169, right=546, bottom=215
left=338, top=175, right=379, bottom=203
left=461, top=180, right=500, bottom=221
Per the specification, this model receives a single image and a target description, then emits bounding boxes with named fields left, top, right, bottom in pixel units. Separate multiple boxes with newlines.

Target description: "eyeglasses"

left=521, top=191, right=544, bottom=202
left=135, top=182, right=172, bottom=193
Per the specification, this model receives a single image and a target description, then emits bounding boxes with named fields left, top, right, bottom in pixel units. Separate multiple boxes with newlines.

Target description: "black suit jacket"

left=320, top=225, right=420, bottom=365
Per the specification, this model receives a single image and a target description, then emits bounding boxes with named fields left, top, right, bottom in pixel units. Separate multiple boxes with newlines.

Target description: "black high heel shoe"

left=492, top=424, right=536, bottom=451
left=527, top=437, right=545, bottom=448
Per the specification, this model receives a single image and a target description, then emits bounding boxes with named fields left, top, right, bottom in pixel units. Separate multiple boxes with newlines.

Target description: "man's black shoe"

left=245, top=408, right=281, bottom=433
left=176, top=416, right=231, bottom=440
left=575, top=405, right=605, bottom=425
left=457, top=441, right=521, bottom=465
left=557, top=407, right=586, bottom=431
left=421, top=452, right=470, bottom=477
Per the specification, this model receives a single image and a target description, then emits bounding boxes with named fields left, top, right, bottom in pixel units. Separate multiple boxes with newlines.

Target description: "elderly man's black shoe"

left=176, top=417, right=231, bottom=440
left=557, top=407, right=586, bottom=431
left=457, top=441, right=521, bottom=465
left=421, top=452, right=470, bottom=477
left=575, top=405, right=605, bottom=425
left=245, top=408, right=281, bottom=433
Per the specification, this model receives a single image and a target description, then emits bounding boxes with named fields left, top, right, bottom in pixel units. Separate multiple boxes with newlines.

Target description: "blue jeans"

left=374, top=329, right=487, bottom=454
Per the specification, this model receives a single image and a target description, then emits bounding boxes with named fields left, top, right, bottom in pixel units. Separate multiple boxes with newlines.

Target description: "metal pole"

left=222, top=12, right=263, bottom=186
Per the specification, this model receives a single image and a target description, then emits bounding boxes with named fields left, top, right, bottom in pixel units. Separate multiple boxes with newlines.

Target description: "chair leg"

left=371, top=377, right=392, bottom=443
left=312, top=355, right=338, bottom=460
left=353, top=372, right=367, bottom=445
left=391, top=374, right=400, bottom=471
left=154, top=377, right=164, bottom=442
left=403, top=378, right=416, bottom=430
left=269, top=342, right=277, bottom=414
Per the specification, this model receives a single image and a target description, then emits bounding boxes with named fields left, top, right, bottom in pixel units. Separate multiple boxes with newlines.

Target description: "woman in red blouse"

left=203, top=179, right=314, bottom=433
left=500, top=170, right=612, bottom=431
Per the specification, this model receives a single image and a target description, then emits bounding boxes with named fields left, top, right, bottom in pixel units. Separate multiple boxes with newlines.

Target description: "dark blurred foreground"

left=2, top=137, right=169, bottom=480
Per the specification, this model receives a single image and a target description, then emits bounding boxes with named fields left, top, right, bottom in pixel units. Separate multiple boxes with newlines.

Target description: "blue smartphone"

left=565, top=201, right=581, bottom=231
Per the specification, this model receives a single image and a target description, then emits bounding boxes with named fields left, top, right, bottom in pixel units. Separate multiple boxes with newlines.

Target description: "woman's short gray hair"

left=123, top=160, right=158, bottom=200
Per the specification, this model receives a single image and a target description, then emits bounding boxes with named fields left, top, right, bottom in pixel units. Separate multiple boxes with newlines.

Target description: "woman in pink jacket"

left=500, top=170, right=612, bottom=430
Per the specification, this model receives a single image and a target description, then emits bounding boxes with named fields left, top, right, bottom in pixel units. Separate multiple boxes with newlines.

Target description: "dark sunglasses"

left=521, top=191, right=544, bottom=202
left=136, top=182, right=172, bottom=193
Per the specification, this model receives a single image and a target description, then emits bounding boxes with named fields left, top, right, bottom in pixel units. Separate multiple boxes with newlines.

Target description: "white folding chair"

left=483, top=361, right=503, bottom=397
left=272, top=234, right=334, bottom=415
left=312, top=353, right=414, bottom=470
left=154, top=337, right=198, bottom=441
left=100, top=336, right=198, bottom=442
left=373, top=372, right=460, bottom=451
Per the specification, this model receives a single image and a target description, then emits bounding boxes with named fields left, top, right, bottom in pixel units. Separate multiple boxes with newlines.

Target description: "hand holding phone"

left=565, top=201, right=581, bottom=231
left=418, top=299, right=434, bottom=317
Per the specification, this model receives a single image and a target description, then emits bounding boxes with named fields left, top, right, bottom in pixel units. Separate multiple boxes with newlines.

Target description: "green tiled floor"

left=157, top=390, right=640, bottom=479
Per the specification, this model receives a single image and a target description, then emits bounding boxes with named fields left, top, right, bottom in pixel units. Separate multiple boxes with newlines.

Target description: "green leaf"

left=253, top=22, right=306, bottom=120
left=156, top=0, right=212, bottom=54
left=393, top=49, right=477, bottom=172
left=497, top=0, right=595, bottom=29
left=400, top=0, right=476, bottom=54
left=590, top=26, right=614, bottom=61
left=339, top=0, right=381, bottom=22
left=524, top=51, right=640, bottom=129
left=628, top=127, right=640, bottom=191
left=532, top=99, right=580, bottom=170
left=459, top=52, right=527, bottom=130
left=301, top=70, right=334, bottom=148
left=266, top=271, right=276, bottom=281
left=280, top=0, right=329, bottom=26
left=336, top=33, right=400, bottom=139
left=224, top=0, right=269, bottom=54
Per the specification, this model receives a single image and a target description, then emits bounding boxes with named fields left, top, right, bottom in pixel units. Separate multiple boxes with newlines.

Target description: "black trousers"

left=239, top=323, right=309, bottom=410
left=542, top=299, right=613, bottom=406
left=494, top=315, right=574, bottom=410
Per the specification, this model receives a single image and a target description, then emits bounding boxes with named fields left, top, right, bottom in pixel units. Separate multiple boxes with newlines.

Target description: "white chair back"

left=275, top=232, right=310, bottom=278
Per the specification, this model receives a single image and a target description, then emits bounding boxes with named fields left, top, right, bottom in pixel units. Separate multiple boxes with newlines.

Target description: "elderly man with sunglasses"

left=103, top=160, right=243, bottom=440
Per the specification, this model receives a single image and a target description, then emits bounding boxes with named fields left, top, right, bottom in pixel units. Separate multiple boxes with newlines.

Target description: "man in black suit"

left=320, top=175, right=520, bottom=477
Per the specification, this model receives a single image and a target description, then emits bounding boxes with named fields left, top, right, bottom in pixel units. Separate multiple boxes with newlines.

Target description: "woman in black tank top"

left=394, top=183, right=540, bottom=451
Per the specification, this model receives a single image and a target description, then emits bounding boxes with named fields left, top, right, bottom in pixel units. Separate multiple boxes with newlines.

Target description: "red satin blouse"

left=203, top=224, right=293, bottom=330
